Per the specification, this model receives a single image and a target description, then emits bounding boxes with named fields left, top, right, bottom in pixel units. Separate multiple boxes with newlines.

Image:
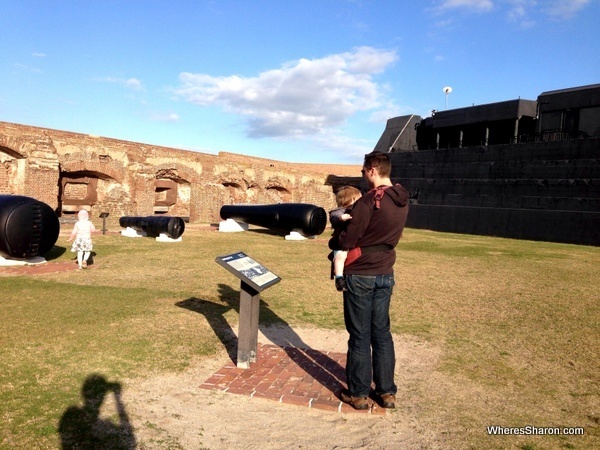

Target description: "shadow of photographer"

left=176, top=283, right=346, bottom=396
left=58, top=373, right=136, bottom=449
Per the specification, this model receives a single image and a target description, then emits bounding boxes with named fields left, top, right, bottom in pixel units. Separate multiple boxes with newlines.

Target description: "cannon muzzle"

left=0, top=195, right=60, bottom=259
left=220, top=203, right=327, bottom=237
left=119, top=216, right=185, bottom=239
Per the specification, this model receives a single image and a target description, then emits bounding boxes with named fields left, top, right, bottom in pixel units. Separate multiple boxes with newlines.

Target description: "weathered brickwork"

left=0, top=121, right=361, bottom=228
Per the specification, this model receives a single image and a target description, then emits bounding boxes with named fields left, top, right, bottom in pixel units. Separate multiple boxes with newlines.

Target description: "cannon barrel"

left=0, top=195, right=60, bottom=259
left=220, top=203, right=327, bottom=237
left=119, top=215, right=185, bottom=239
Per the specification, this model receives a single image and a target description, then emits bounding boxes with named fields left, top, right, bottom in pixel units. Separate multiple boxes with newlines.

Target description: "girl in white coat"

left=68, top=209, right=96, bottom=269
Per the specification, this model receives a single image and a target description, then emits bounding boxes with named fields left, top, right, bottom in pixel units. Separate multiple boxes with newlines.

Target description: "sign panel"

left=215, top=251, right=281, bottom=292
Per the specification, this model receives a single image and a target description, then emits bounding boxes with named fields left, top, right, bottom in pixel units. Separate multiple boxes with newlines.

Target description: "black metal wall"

left=391, top=139, right=600, bottom=246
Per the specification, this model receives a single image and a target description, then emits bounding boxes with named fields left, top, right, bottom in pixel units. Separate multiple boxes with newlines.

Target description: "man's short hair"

left=363, top=151, right=391, bottom=178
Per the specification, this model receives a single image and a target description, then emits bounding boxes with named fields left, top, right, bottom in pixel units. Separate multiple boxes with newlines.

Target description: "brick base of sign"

left=200, top=343, right=386, bottom=415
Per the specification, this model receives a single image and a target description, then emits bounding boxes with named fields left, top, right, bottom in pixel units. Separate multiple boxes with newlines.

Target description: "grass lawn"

left=0, top=225, right=598, bottom=449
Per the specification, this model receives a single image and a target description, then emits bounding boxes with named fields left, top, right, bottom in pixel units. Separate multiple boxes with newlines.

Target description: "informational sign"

left=215, top=251, right=281, bottom=292
left=215, top=251, right=282, bottom=368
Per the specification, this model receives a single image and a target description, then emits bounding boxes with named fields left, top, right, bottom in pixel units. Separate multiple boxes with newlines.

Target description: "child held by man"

left=329, top=186, right=362, bottom=291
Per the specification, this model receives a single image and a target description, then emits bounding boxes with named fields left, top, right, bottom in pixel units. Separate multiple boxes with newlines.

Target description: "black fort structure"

left=220, top=203, right=328, bottom=237
left=363, top=83, right=600, bottom=246
left=119, top=216, right=185, bottom=239
left=0, top=195, right=60, bottom=259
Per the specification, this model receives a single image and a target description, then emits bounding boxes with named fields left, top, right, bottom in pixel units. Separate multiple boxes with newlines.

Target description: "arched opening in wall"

left=59, top=174, right=98, bottom=215
left=155, top=178, right=191, bottom=218
left=266, top=185, right=292, bottom=203
left=0, top=146, right=26, bottom=194
left=59, top=171, right=124, bottom=220
left=221, top=182, right=245, bottom=203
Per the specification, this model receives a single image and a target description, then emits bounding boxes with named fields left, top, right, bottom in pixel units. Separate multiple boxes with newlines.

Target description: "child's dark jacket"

left=329, top=184, right=409, bottom=275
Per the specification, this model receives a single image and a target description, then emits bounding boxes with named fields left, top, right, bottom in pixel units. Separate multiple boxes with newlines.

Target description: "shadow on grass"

left=45, top=245, right=67, bottom=261
left=176, top=283, right=346, bottom=396
left=208, top=223, right=284, bottom=237
left=45, top=246, right=98, bottom=267
left=58, top=373, right=136, bottom=449
left=243, top=228, right=285, bottom=237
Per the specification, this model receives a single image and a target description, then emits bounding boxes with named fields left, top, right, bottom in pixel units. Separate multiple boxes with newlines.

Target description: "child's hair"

left=77, top=209, right=89, bottom=220
left=336, top=186, right=361, bottom=208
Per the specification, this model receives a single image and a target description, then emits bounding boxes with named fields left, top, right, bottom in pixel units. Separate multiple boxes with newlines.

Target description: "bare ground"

left=113, top=326, right=442, bottom=449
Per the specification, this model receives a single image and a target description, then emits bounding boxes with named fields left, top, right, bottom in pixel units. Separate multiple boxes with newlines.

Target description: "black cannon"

left=0, top=195, right=60, bottom=259
left=220, top=203, right=327, bottom=237
left=119, top=216, right=185, bottom=239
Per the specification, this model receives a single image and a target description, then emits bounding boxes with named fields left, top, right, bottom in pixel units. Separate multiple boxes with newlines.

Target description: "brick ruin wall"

left=0, top=121, right=361, bottom=229
left=4, top=121, right=596, bottom=246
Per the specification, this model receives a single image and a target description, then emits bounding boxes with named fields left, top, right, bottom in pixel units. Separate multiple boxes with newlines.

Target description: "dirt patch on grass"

left=117, top=326, right=442, bottom=449
left=0, top=260, right=81, bottom=275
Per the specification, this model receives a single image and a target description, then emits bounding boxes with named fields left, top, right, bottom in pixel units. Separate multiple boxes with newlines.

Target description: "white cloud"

left=543, top=0, right=591, bottom=19
left=173, top=46, right=398, bottom=139
left=148, top=112, right=180, bottom=122
left=504, top=0, right=589, bottom=25
left=309, top=131, right=375, bottom=162
left=13, top=63, right=42, bottom=73
left=124, top=78, right=144, bottom=91
left=97, top=77, right=145, bottom=92
left=433, top=0, right=590, bottom=26
left=506, top=0, right=529, bottom=20
left=367, top=97, right=412, bottom=124
left=436, top=0, right=494, bottom=13
left=506, top=0, right=537, bottom=27
left=31, top=52, right=46, bottom=58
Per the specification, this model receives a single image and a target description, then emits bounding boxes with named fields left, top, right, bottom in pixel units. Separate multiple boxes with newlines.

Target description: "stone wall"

left=0, top=121, right=361, bottom=228
left=3, top=121, right=596, bottom=246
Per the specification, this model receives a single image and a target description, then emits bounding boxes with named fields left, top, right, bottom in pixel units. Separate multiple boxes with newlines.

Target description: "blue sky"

left=1, top=1, right=598, bottom=164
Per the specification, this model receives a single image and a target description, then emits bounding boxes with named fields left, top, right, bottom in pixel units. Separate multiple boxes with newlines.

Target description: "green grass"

left=1, top=226, right=598, bottom=449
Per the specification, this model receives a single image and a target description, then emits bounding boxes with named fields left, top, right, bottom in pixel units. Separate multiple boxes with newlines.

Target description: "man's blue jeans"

left=343, top=274, right=397, bottom=398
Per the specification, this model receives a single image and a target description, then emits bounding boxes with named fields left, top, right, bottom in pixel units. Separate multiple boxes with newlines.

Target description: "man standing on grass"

left=332, top=151, right=409, bottom=410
